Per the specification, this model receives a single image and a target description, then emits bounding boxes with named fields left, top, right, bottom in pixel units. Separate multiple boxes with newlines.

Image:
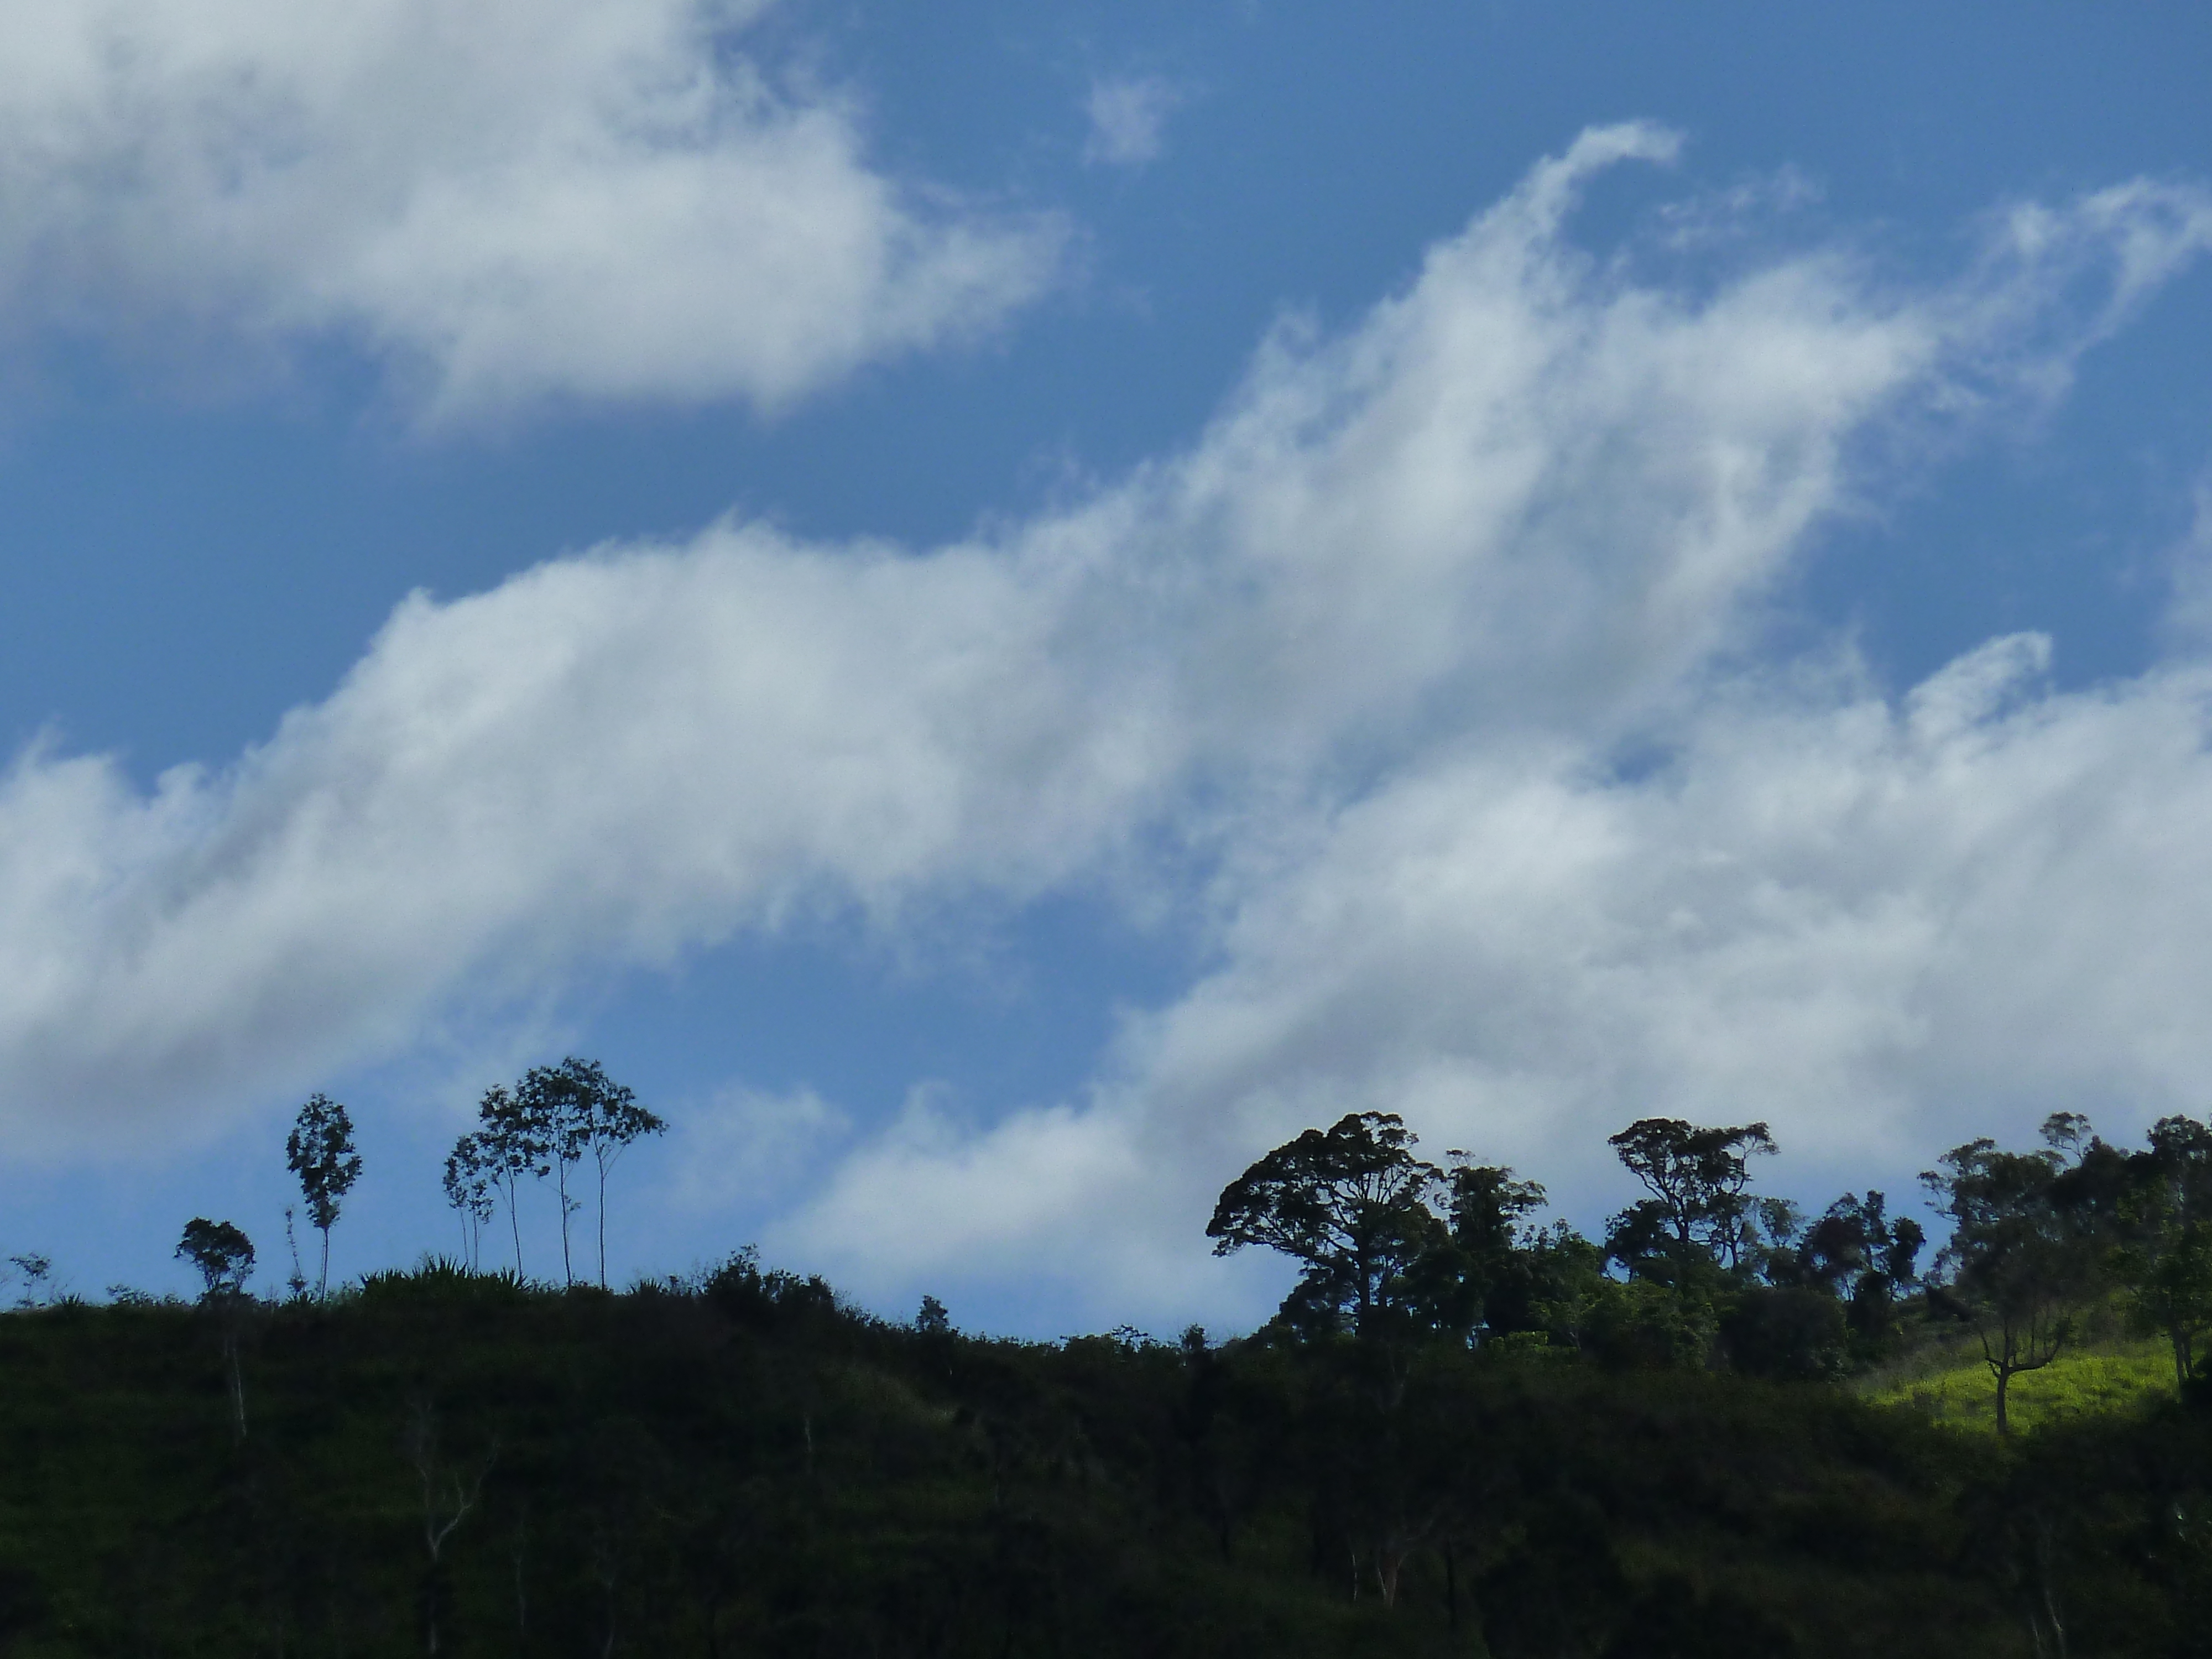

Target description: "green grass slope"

left=1859, top=1328, right=2182, bottom=1434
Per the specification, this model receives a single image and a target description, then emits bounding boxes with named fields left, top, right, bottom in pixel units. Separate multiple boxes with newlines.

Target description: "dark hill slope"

left=0, top=1261, right=2201, bottom=1657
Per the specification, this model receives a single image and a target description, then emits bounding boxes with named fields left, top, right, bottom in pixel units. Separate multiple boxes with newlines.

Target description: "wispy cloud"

left=1082, top=76, right=1182, bottom=169
left=0, top=126, right=2208, bottom=1326
left=0, top=0, right=1065, bottom=424
left=667, top=1083, right=851, bottom=1213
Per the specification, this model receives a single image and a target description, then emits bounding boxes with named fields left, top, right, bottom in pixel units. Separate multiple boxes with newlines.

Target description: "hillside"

left=0, top=1260, right=2204, bottom=1657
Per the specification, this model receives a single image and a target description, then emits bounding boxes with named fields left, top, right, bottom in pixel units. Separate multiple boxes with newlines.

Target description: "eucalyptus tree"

left=1603, top=1118, right=1776, bottom=1285
left=468, top=1084, right=552, bottom=1279
left=514, top=1063, right=587, bottom=1286
left=285, top=1093, right=362, bottom=1297
left=552, top=1057, right=665, bottom=1288
left=441, top=1133, right=499, bottom=1272
left=514, top=1057, right=666, bottom=1287
left=176, top=1218, right=255, bottom=1439
left=1207, top=1110, right=1445, bottom=1340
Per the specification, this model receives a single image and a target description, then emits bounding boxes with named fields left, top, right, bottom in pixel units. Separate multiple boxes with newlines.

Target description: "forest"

left=0, top=1071, right=2205, bottom=1657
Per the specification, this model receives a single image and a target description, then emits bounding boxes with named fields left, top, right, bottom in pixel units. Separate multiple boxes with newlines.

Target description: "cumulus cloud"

left=1082, top=76, right=1181, bottom=169
left=789, top=640, right=2212, bottom=1328
left=0, top=0, right=1063, bottom=420
left=1, top=126, right=2209, bottom=1324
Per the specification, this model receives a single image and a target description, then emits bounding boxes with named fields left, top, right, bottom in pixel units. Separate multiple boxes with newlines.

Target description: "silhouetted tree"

left=285, top=1093, right=362, bottom=1298
left=176, top=1218, right=254, bottom=1439
left=514, top=1064, right=586, bottom=1286
left=441, top=1134, right=498, bottom=1272
left=1604, top=1118, right=1776, bottom=1284
left=1408, top=1159, right=1547, bottom=1342
left=280, top=1206, right=309, bottom=1298
left=472, top=1084, right=552, bottom=1279
left=175, top=1218, right=254, bottom=1298
left=1208, top=1112, right=1444, bottom=1340
left=5, top=1253, right=51, bottom=1311
left=528, top=1057, right=664, bottom=1288
left=1791, top=1190, right=1924, bottom=1348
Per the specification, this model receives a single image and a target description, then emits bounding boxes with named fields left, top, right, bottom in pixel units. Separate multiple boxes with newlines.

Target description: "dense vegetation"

left=0, top=1256, right=2204, bottom=1657
left=0, top=1089, right=2205, bottom=1654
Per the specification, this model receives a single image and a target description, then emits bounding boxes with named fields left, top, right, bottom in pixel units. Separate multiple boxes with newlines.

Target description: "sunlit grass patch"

left=1860, top=1334, right=2177, bottom=1433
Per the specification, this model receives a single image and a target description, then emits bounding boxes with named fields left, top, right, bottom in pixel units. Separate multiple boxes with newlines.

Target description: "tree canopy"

left=1206, top=1112, right=1445, bottom=1340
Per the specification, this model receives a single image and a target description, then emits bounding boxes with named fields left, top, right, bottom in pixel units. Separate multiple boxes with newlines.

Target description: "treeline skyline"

left=32, top=1062, right=2206, bottom=1402
left=1204, top=1103, right=2209, bottom=1431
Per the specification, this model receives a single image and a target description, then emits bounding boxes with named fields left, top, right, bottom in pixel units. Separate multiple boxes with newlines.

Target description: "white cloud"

left=789, top=637, right=2212, bottom=1331
left=1082, top=76, right=1180, bottom=169
left=0, top=0, right=1064, bottom=421
left=1, top=127, right=2209, bottom=1326
left=666, top=1082, right=851, bottom=1212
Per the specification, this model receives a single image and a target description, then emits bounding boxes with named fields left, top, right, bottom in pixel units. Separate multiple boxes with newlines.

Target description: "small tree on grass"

left=285, top=1093, right=362, bottom=1298
left=1924, top=1118, right=2099, bottom=1434
left=176, top=1218, right=255, bottom=1440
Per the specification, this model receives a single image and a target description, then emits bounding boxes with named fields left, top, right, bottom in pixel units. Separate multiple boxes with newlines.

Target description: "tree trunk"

left=597, top=1155, right=611, bottom=1289
left=507, top=1175, right=525, bottom=1278
left=318, top=1227, right=331, bottom=1300
left=225, top=1330, right=248, bottom=1442
left=556, top=1161, right=574, bottom=1287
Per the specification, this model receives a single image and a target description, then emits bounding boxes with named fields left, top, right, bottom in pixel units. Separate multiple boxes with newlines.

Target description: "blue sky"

left=0, top=2, right=2208, bottom=1333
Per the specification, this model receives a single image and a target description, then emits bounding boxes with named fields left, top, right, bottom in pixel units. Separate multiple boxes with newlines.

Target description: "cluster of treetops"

left=171, top=1056, right=666, bottom=1308
left=1206, top=1105, right=2212, bottom=1433
left=3, top=1073, right=2204, bottom=1655
left=165, top=1062, right=2210, bottom=1443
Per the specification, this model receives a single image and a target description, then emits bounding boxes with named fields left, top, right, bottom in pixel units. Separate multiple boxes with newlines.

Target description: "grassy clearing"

left=1859, top=1328, right=2179, bottom=1432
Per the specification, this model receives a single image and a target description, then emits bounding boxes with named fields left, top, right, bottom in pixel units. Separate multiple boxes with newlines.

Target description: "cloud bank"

left=0, top=0, right=1062, bottom=420
left=4, top=126, right=2211, bottom=1323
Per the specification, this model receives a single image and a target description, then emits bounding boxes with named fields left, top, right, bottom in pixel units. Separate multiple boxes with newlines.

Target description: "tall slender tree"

left=544, top=1057, right=666, bottom=1288
left=442, top=1133, right=498, bottom=1272
left=285, top=1093, right=362, bottom=1298
left=511, top=1066, right=633, bottom=1283
left=514, top=1065, right=586, bottom=1286
left=473, top=1084, right=551, bottom=1280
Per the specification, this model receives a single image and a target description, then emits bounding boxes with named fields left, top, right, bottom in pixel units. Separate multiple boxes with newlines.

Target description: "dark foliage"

left=0, top=1262, right=2203, bottom=1656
